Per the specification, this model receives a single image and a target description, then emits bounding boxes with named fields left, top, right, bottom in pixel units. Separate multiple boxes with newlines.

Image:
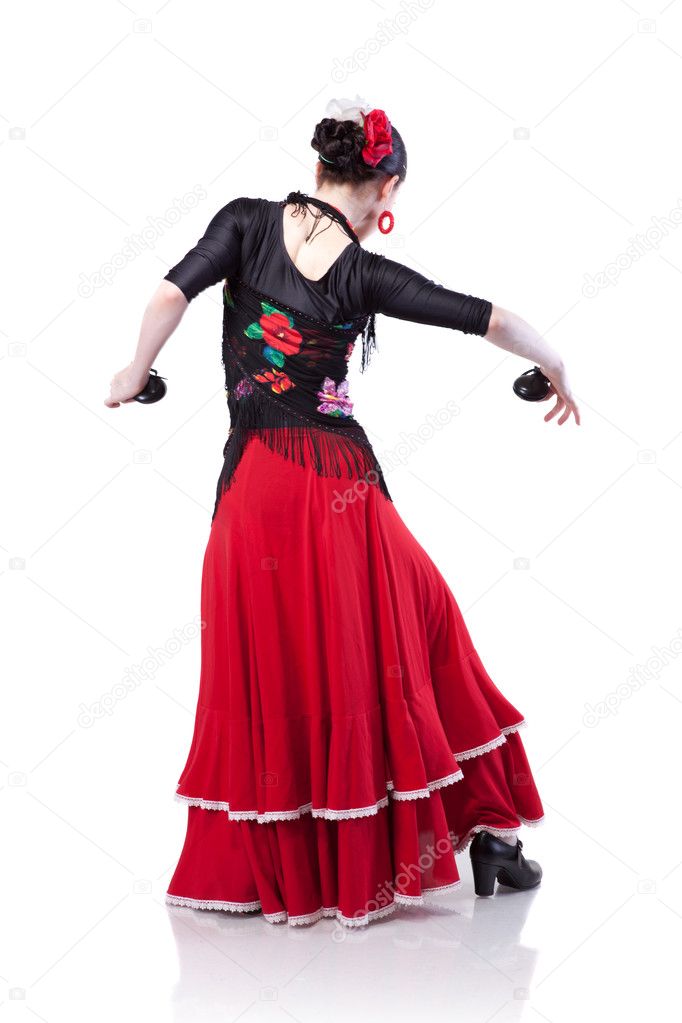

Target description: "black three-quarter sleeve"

left=163, top=197, right=251, bottom=302
left=361, top=251, right=493, bottom=337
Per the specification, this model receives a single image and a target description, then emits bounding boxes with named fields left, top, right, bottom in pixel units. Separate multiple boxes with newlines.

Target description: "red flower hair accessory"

left=361, top=109, right=393, bottom=168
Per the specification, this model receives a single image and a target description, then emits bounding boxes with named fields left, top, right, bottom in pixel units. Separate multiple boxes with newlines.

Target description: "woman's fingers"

left=560, top=398, right=581, bottom=426
left=104, top=393, right=137, bottom=407
left=104, top=364, right=149, bottom=408
left=543, top=395, right=565, bottom=422
left=556, top=394, right=580, bottom=426
left=541, top=384, right=581, bottom=426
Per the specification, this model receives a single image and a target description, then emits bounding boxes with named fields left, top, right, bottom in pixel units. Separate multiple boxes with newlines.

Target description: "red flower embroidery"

left=361, top=109, right=393, bottom=168
left=253, top=368, right=295, bottom=394
left=261, top=312, right=302, bottom=355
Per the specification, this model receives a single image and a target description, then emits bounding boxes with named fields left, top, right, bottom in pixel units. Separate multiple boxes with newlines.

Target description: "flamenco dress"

left=162, top=192, right=544, bottom=928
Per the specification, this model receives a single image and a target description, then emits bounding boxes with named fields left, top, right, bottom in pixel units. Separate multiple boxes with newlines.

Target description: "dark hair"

left=311, top=116, right=407, bottom=186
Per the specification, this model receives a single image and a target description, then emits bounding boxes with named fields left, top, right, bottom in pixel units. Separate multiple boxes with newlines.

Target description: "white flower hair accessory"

left=324, top=95, right=372, bottom=126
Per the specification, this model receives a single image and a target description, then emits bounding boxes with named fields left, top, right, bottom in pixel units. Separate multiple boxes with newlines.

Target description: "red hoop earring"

left=378, top=210, right=394, bottom=234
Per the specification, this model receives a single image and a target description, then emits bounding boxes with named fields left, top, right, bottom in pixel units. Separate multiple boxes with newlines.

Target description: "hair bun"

left=311, top=117, right=365, bottom=172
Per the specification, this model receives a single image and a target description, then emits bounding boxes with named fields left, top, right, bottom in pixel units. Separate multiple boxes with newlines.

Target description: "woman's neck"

left=308, top=185, right=373, bottom=241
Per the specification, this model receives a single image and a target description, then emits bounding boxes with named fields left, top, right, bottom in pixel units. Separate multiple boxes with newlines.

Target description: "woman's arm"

left=104, top=282, right=188, bottom=407
left=104, top=197, right=250, bottom=408
left=364, top=252, right=580, bottom=426
left=484, top=305, right=580, bottom=426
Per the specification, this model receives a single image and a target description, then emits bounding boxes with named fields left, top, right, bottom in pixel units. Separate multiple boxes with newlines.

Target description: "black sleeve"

left=163, top=197, right=253, bottom=302
left=362, top=251, right=493, bottom=337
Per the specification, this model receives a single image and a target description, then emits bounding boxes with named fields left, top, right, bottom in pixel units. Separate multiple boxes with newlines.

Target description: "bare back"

left=281, top=201, right=354, bottom=282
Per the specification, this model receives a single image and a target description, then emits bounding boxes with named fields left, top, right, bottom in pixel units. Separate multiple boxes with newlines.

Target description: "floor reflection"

left=166, top=880, right=539, bottom=1022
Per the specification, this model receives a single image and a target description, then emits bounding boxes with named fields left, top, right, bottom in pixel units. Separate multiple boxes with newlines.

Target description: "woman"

left=106, top=97, right=579, bottom=928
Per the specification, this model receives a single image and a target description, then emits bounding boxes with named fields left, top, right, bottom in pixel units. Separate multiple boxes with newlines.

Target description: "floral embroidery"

left=244, top=302, right=303, bottom=368
left=253, top=368, right=295, bottom=394
left=316, top=376, right=353, bottom=417
left=264, top=347, right=285, bottom=368
left=344, top=342, right=354, bottom=362
left=233, top=376, right=254, bottom=399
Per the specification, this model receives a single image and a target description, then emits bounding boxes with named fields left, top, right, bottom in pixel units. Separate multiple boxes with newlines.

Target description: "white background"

left=2, top=0, right=682, bottom=1019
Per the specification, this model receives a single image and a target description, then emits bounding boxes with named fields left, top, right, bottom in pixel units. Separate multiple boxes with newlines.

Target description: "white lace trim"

left=166, top=881, right=463, bottom=928
left=387, top=769, right=464, bottom=801
left=174, top=792, right=392, bottom=822
left=176, top=796, right=232, bottom=812
left=290, top=902, right=400, bottom=928
left=393, top=879, right=463, bottom=904
left=503, top=721, right=527, bottom=735
left=231, top=801, right=313, bottom=822
left=453, top=814, right=545, bottom=854
left=174, top=769, right=463, bottom=822
left=454, top=720, right=527, bottom=761
left=165, top=894, right=400, bottom=927
left=166, top=894, right=262, bottom=913
left=313, top=796, right=389, bottom=819
left=174, top=720, right=529, bottom=822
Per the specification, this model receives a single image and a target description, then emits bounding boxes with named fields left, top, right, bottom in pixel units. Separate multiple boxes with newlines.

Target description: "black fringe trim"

left=212, top=344, right=391, bottom=521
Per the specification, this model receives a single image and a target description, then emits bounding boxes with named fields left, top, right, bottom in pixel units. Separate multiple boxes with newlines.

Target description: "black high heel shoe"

left=470, top=831, right=542, bottom=896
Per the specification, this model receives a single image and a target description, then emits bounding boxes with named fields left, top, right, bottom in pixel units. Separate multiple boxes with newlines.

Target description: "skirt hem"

left=165, top=877, right=469, bottom=929
left=173, top=720, right=528, bottom=823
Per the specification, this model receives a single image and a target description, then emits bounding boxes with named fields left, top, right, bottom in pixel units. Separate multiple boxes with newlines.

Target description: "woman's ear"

left=381, top=174, right=400, bottom=206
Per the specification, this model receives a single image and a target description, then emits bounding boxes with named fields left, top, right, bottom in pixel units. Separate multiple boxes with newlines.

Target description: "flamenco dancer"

left=105, top=96, right=580, bottom=928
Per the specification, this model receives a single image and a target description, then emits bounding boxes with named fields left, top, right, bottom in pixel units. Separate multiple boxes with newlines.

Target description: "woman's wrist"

left=128, top=361, right=153, bottom=388
left=487, top=307, right=562, bottom=372
left=536, top=354, right=564, bottom=377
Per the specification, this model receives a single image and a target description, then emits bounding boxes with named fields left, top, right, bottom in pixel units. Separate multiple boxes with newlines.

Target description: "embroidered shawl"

left=214, top=272, right=389, bottom=519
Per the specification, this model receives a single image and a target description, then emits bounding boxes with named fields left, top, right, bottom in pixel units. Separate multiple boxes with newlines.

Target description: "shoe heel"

left=471, top=860, right=498, bottom=896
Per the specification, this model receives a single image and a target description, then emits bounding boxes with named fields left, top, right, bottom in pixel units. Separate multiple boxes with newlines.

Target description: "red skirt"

left=166, top=431, right=544, bottom=927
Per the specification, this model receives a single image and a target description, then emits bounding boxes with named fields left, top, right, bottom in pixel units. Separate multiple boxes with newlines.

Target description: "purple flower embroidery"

left=234, top=376, right=254, bottom=399
left=316, top=376, right=353, bottom=418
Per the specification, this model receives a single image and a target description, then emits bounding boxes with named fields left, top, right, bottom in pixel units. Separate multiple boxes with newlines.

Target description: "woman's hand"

left=104, top=282, right=188, bottom=408
left=485, top=306, right=581, bottom=427
left=537, top=360, right=581, bottom=426
left=104, top=362, right=150, bottom=408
